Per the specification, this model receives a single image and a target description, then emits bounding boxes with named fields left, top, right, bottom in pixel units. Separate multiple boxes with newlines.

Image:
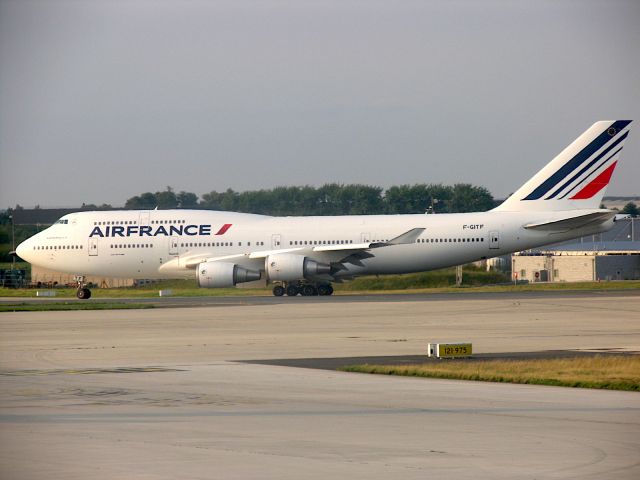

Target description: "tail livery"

left=495, top=120, right=632, bottom=212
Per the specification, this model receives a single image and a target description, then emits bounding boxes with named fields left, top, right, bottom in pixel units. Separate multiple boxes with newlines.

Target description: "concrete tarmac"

left=2, top=286, right=640, bottom=308
left=1, top=292, right=639, bottom=479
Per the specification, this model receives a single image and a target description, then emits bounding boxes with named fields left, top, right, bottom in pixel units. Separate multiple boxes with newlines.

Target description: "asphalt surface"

left=242, top=349, right=639, bottom=371
left=1, top=290, right=639, bottom=479
left=2, top=286, right=639, bottom=308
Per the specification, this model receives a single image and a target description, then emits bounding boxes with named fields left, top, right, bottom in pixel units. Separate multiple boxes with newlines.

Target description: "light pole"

left=10, top=214, right=15, bottom=270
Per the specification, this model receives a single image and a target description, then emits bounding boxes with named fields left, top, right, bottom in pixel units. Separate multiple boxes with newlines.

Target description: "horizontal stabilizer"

left=524, top=211, right=615, bottom=231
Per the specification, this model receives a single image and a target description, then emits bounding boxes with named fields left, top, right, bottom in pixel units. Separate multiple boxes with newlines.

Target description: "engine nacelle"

left=197, top=261, right=261, bottom=288
left=266, top=253, right=331, bottom=282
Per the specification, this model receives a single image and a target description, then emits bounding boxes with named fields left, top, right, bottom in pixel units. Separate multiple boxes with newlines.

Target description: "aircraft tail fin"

left=494, top=120, right=632, bottom=212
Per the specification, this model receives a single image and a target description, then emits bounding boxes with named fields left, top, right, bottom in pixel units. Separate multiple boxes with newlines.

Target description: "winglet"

left=384, top=228, right=426, bottom=246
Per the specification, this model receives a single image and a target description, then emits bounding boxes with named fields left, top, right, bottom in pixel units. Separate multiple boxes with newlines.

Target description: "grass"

left=0, top=302, right=154, bottom=312
left=339, top=356, right=640, bottom=391
left=0, top=272, right=639, bottom=299
left=334, top=279, right=640, bottom=295
left=0, top=279, right=271, bottom=298
left=335, top=267, right=509, bottom=291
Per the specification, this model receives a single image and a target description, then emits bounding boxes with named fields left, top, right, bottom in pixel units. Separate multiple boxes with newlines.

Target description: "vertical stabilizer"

left=494, top=120, right=632, bottom=212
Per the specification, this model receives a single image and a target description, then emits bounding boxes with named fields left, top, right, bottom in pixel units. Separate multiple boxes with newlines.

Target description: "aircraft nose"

left=15, top=239, right=31, bottom=262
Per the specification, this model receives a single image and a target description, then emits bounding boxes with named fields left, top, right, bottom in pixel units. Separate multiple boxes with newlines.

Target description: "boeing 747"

left=15, top=120, right=633, bottom=298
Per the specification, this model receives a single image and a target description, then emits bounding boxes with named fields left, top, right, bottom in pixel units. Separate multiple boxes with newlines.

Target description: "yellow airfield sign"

left=428, top=343, right=472, bottom=358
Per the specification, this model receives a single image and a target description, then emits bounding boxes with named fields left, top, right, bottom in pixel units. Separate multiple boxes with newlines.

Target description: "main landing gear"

left=75, top=276, right=92, bottom=300
left=272, top=282, right=334, bottom=297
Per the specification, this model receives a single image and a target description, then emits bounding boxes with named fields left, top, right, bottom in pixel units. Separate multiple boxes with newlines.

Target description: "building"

left=513, top=243, right=640, bottom=282
left=511, top=217, right=640, bottom=282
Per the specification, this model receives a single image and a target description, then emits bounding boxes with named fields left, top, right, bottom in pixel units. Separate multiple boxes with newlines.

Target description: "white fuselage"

left=15, top=120, right=631, bottom=288
left=16, top=208, right=614, bottom=281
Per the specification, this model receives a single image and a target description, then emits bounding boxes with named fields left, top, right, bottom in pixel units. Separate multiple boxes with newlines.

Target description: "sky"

left=1, top=0, right=639, bottom=208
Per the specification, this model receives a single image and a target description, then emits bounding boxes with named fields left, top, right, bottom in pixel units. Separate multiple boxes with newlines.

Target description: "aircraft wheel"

left=301, top=284, right=317, bottom=296
left=77, top=288, right=91, bottom=300
left=286, top=285, right=299, bottom=296
left=327, top=285, right=334, bottom=295
left=317, top=284, right=330, bottom=296
left=272, top=285, right=285, bottom=297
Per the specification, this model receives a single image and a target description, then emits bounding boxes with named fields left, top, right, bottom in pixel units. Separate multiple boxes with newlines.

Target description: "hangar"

left=510, top=216, right=639, bottom=283
left=512, top=243, right=640, bottom=282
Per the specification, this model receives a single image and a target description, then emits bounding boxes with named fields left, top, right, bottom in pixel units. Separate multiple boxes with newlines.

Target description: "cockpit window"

left=55, top=219, right=69, bottom=224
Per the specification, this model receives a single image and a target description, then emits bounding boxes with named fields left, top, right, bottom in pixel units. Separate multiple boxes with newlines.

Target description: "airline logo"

left=522, top=120, right=631, bottom=201
left=89, top=223, right=233, bottom=238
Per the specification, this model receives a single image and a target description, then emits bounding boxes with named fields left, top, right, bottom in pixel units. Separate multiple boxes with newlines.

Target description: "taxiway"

left=1, top=291, right=639, bottom=479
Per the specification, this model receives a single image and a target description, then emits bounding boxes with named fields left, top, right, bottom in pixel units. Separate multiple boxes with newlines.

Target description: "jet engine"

left=266, top=253, right=331, bottom=282
left=197, top=261, right=261, bottom=288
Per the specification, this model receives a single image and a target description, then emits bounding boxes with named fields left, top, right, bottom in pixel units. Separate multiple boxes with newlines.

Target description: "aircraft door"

left=139, top=211, right=150, bottom=226
left=489, top=231, right=500, bottom=250
left=88, top=237, right=98, bottom=256
left=361, top=232, right=371, bottom=243
left=271, top=234, right=282, bottom=249
left=169, top=236, right=179, bottom=256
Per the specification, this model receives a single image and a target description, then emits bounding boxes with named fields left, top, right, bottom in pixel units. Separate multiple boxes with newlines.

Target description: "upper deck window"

left=54, top=219, right=69, bottom=224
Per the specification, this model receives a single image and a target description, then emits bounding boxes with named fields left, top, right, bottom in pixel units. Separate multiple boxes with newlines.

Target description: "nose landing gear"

left=75, top=276, right=92, bottom=300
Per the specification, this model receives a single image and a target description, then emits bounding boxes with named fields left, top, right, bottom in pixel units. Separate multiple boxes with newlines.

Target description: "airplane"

left=15, top=120, right=633, bottom=299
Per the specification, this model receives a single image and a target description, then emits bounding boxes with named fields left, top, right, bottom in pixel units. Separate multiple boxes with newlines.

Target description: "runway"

left=1, top=291, right=639, bottom=479
left=2, top=287, right=640, bottom=308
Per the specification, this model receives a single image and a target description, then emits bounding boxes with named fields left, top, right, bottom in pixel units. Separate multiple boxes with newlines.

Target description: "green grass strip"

left=339, top=356, right=640, bottom=391
left=1, top=279, right=639, bottom=298
left=0, top=302, right=154, bottom=312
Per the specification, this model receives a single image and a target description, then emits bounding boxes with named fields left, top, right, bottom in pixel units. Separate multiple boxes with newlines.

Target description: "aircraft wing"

left=158, top=228, right=425, bottom=276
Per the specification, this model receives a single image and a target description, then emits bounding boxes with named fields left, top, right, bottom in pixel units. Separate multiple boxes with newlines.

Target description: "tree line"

left=124, top=184, right=498, bottom=215
left=2, top=189, right=639, bottom=264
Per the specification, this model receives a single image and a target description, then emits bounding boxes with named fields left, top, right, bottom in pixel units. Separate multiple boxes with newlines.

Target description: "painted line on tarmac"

left=0, top=366, right=185, bottom=376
